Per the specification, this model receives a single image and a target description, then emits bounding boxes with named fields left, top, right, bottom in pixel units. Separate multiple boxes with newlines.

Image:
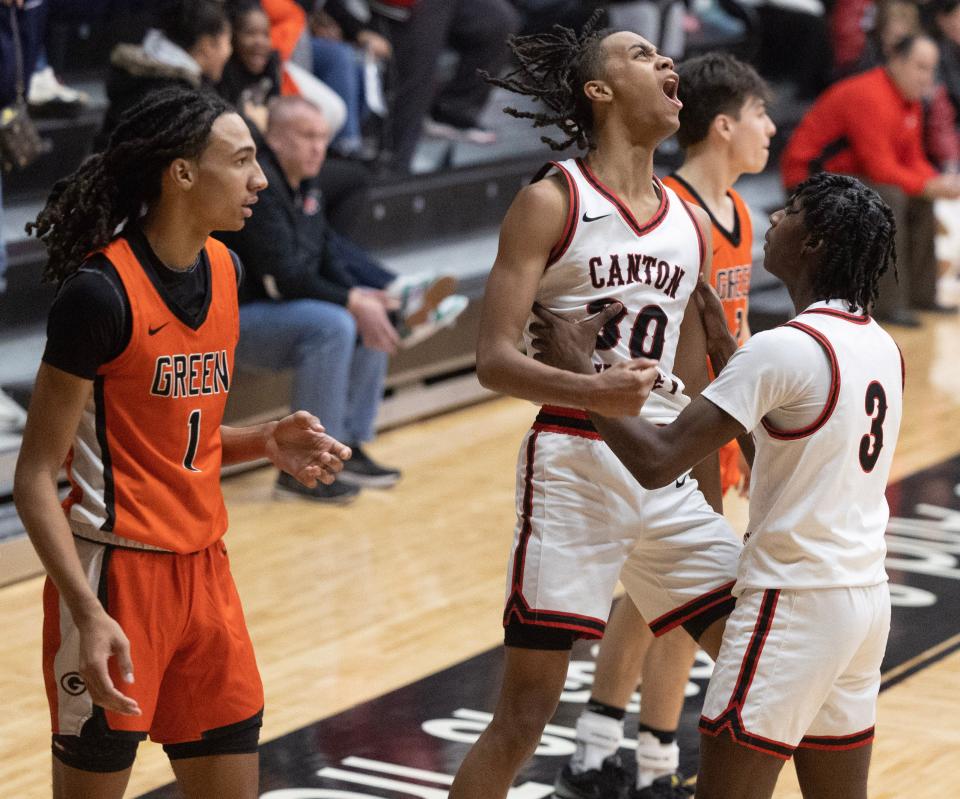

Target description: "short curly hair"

left=790, top=173, right=898, bottom=313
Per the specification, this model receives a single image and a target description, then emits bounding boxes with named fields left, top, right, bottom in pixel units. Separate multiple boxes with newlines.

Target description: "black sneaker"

left=274, top=471, right=360, bottom=504
left=554, top=755, right=631, bottom=799
left=629, top=774, right=694, bottom=799
left=338, top=445, right=401, bottom=488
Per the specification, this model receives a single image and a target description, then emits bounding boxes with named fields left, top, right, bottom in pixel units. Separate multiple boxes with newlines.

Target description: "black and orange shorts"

left=43, top=536, right=263, bottom=746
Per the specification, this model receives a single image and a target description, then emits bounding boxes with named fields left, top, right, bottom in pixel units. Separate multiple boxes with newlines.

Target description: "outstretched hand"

left=266, top=411, right=352, bottom=488
left=529, top=302, right=659, bottom=417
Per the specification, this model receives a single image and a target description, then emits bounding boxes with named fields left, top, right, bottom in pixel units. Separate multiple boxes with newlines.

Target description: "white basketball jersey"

left=523, top=157, right=706, bottom=423
left=727, top=303, right=903, bottom=591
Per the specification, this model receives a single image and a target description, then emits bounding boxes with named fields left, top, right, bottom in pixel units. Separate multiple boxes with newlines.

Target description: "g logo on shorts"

left=60, top=672, right=87, bottom=696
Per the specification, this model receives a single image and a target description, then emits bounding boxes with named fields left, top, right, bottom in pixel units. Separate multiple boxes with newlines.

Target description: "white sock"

left=569, top=710, right=624, bottom=774
left=635, top=731, right=679, bottom=789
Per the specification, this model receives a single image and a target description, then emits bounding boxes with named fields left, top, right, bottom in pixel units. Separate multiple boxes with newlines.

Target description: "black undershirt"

left=42, top=227, right=243, bottom=381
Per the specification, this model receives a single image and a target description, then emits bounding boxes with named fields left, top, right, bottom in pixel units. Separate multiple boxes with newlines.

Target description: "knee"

left=303, top=303, right=357, bottom=347
left=52, top=732, right=139, bottom=773
left=486, top=691, right=557, bottom=754
left=312, top=37, right=356, bottom=69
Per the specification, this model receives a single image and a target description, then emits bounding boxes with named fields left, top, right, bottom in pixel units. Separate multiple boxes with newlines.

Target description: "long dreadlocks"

left=483, top=10, right=607, bottom=151
left=792, top=173, right=897, bottom=313
left=27, top=86, right=231, bottom=283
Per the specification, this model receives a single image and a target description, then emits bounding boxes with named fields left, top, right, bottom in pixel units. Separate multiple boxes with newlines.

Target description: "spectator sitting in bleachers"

left=218, top=1, right=284, bottom=131
left=0, top=0, right=94, bottom=118
left=843, top=1, right=959, bottom=175
left=374, top=0, right=522, bottom=172
left=223, top=1, right=349, bottom=141
left=215, top=96, right=467, bottom=503
left=308, top=1, right=393, bottom=159
left=259, top=0, right=374, bottom=158
left=782, top=34, right=960, bottom=327
left=95, top=0, right=231, bottom=149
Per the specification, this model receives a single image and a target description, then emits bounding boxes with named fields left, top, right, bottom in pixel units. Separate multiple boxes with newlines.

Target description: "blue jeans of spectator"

left=237, top=299, right=387, bottom=445
left=310, top=36, right=363, bottom=150
left=0, top=0, right=48, bottom=107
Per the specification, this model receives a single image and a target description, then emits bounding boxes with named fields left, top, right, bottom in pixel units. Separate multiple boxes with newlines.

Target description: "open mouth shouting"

left=661, top=74, right=682, bottom=109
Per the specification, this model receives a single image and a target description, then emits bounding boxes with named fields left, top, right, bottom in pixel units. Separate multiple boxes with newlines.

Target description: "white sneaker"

left=27, top=66, right=89, bottom=113
left=390, top=273, right=458, bottom=329
left=0, top=389, right=27, bottom=434
left=399, top=294, right=469, bottom=349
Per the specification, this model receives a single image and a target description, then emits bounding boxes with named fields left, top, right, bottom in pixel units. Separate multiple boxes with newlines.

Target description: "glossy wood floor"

left=3, top=305, right=960, bottom=798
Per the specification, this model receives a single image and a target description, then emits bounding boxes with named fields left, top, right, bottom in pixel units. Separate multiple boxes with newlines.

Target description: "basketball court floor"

left=3, top=299, right=960, bottom=798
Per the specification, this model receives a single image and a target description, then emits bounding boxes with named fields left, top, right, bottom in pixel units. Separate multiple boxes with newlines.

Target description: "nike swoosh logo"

left=148, top=322, right=170, bottom=336
left=582, top=212, right=612, bottom=223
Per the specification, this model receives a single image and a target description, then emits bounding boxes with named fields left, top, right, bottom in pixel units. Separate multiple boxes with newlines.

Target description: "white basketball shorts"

left=502, top=407, right=742, bottom=642
left=699, top=583, right=891, bottom=758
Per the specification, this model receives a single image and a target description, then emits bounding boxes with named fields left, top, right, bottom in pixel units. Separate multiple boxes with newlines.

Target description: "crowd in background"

left=1, top=0, right=960, bottom=470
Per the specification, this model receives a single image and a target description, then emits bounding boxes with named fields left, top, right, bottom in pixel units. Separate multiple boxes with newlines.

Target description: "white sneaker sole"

left=403, top=275, right=458, bottom=328
left=336, top=471, right=401, bottom=489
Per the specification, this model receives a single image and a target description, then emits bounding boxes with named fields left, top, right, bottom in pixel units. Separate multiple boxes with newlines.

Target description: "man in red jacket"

left=782, top=34, right=960, bottom=326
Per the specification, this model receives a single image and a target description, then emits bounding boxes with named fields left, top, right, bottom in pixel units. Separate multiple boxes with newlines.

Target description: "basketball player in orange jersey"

left=14, top=86, right=351, bottom=799
left=555, top=52, right=777, bottom=798
left=532, top=171, right=901, bottom=799
left=448, top=18, right=745, bottom=799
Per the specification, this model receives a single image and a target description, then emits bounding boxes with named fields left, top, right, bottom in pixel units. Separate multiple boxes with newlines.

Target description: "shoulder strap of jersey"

left=98, top=235, right=137, bottom=274
left=203, top=237, right=237, bottom=286
left=761, top=320, right=841, bottom=440
left=674, top=194, right=706, bottom=276
left=530, top=160, right=580, bottom=267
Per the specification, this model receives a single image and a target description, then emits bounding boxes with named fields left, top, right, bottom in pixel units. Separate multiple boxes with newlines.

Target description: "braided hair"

left=791, top=173, right=897, bottom=312
left=28, top=87, right=231, bottom=283
left=483, top=10, right=607, bottom=151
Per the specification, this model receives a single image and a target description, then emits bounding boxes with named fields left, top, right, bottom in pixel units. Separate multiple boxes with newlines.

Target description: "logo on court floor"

left=60, top=672, right=86, bottom=696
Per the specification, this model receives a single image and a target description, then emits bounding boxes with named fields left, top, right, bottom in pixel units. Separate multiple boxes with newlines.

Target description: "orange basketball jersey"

left=63, top=236, right=238, bottom=554
left=663, top=174, right=754, bottom=494
left=662, top=174, right=753, bottom=345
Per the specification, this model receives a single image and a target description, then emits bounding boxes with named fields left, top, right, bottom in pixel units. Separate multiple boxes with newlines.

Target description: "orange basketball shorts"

left=43, top=536, right=263, bottom=745
left=719, top=439, right=743, bottom=496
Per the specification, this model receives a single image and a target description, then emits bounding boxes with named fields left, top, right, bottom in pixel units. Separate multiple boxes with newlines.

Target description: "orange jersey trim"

left=662, top=175, right=752, bottom=345
left=664, top=175, right=753, bottom=493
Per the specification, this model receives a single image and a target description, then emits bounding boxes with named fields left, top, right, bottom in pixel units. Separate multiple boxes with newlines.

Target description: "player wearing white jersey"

left=532, top=172, right=901, bottom=799
left=448, top=18, right=742, bottom=799
left=555, top=53, right=778, bottom=799
left=505, top=156, right=739, bottom=639
left=524, top=157, right=704, bottom=425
